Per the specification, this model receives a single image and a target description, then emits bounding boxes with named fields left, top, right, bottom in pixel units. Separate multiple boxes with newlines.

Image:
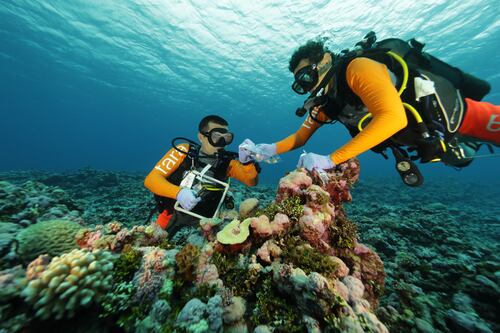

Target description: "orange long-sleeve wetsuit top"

left=144, top=143, right=258, bottom=199
left=276, top=57, right=408, bottom=164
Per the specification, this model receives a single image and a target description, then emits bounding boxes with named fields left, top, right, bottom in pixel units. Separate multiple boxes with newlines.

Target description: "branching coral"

left=22, top=248, right=115, bottom=319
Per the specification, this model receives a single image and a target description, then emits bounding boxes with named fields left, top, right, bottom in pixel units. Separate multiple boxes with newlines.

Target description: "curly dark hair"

left=288, top=40, right=329, bottom=73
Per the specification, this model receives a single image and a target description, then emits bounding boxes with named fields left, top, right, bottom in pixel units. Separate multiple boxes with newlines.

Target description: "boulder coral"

left=16, top=219, right=83, bottom=263
left=22, top=248, right=114, bottom=319
left=239, top=198, right=259, bottom=219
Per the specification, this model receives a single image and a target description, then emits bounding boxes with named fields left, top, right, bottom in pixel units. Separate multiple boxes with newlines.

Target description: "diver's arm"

left=275, top=110, right=327, bottom=154
left=227, top=160, right=258, bottom=186
left=330, top=57, right=408, bottom=164
left=144, top=144, right=189, bottom=198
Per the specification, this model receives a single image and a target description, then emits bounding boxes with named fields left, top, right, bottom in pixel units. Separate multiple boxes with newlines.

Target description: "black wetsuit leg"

left=165, top=211, right=200, bottom=238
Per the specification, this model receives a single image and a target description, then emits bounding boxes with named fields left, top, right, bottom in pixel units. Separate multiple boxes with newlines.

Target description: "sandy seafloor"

left=0, top=169, right=498, bottom=333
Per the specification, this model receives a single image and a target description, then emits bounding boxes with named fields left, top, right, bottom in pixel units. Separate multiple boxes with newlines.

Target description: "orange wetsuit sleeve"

left=275, top=110, right=330, bottom=154
left=330, top=57, right=408, bottom=164
left=144, top=144, right=190, bottom=199
left=227, top=160, right=258, bottom=186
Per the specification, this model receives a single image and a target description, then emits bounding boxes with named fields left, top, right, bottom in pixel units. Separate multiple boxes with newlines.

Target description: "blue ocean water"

left=0, top=0, right=499, bottom=185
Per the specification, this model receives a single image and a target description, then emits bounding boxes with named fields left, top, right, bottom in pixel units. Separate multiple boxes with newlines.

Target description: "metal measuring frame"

left=173, top=164, right=230, bottom=220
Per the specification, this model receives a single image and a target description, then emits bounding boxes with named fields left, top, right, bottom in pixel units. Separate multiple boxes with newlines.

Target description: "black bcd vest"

left=321, top=38, right=491, bottom=155
left=155, top=147, right=233, bottom=217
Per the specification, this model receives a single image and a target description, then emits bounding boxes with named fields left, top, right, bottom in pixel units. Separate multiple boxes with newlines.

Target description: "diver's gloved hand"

left=254, top=143, right=277, bottom=162
left=409, top=136, right=445, bottom=163
left=238, top=139, right=277, bottom=163
left=176, top=188, right=201, bottom=211
left=238, top=138, right=257, bottom=163
left=297, top=152, right=335, bottom=171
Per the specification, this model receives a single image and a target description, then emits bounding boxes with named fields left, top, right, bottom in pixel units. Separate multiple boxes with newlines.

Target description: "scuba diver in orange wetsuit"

left=241, top=32, right=499, bottom=186
left=144, top=115, right=259, bottom=237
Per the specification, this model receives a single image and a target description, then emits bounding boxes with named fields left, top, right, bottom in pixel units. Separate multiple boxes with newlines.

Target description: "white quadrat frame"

left=173, top=169, right=230, bottom=220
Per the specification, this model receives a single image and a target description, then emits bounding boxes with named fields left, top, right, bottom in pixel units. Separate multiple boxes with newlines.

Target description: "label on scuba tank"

left=180, top=171, right=196, bottom=189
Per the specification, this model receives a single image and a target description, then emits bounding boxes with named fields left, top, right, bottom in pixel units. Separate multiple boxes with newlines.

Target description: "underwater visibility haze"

left=0, top=1, right=499, bottom=333
left=1, top=0, right=499, bottom=183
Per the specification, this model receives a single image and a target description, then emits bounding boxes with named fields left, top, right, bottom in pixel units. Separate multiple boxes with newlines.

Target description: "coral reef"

left=76, top=222, right=168, bottom=252
left=16, top=219, right=83, bottom=263
left=0, top=180, right=83, bottom=226
left=0, top=222, right=21, bottom=267
left=4, top=164, right=497, bottom=332
left=22, top=248, right=114, bottom=319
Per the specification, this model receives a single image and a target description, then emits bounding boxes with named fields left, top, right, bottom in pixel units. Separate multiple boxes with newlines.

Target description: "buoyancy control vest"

left=321, top=33, right=491, bottom=161
left=154, top=144, right=234, bottom=218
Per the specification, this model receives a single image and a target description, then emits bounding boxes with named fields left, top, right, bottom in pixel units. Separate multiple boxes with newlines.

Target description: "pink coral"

left=76, top=224, right=167, bottom=252
left=196, top=245, right=223, bottom=288
left=340, top=243, right=385, bottom=308
left=298, top=207, right=333, bottom=252
left=250, top=213, right=290, bottom=239
left=277, top=170, right=313, bottom=202
left=26, top=255, right=50, bottom=280
left=256, top=240, right=282, bottom=264
left=250, top=215, right=273, bottom=238
left=133, top=247, right=168, bottom=304
left=76, top=229, right=101, bottom=249
left=306, top=159, right=360, bottom=206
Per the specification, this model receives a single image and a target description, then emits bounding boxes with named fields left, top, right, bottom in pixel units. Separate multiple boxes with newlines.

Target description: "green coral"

left=250, top=273, right=306, bottom=332
left=211, top=252, right=258, bottom=298
left=99, top=281, right=135, bottom=319
left=282, top=236, right=339, bottom=276
left=328, top=214, right=358, bottom=249
left=16, top=219, right=83, bottom=263
left=255, top=196, right=304, bottom=223
left=210, top=251, right=257, bottom=298
left=112, top=244, right=142, bottom=283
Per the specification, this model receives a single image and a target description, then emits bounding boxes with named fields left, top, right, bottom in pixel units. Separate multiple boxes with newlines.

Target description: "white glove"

left=176, top=188, right=201, bottom=211
left=297, top=152, right=335, bottom=171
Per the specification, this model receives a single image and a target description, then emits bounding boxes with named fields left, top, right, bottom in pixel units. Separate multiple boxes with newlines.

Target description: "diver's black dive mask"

left=202, top=128, right=234, bottom=147
left=292, top=64, right=319, bottom=95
